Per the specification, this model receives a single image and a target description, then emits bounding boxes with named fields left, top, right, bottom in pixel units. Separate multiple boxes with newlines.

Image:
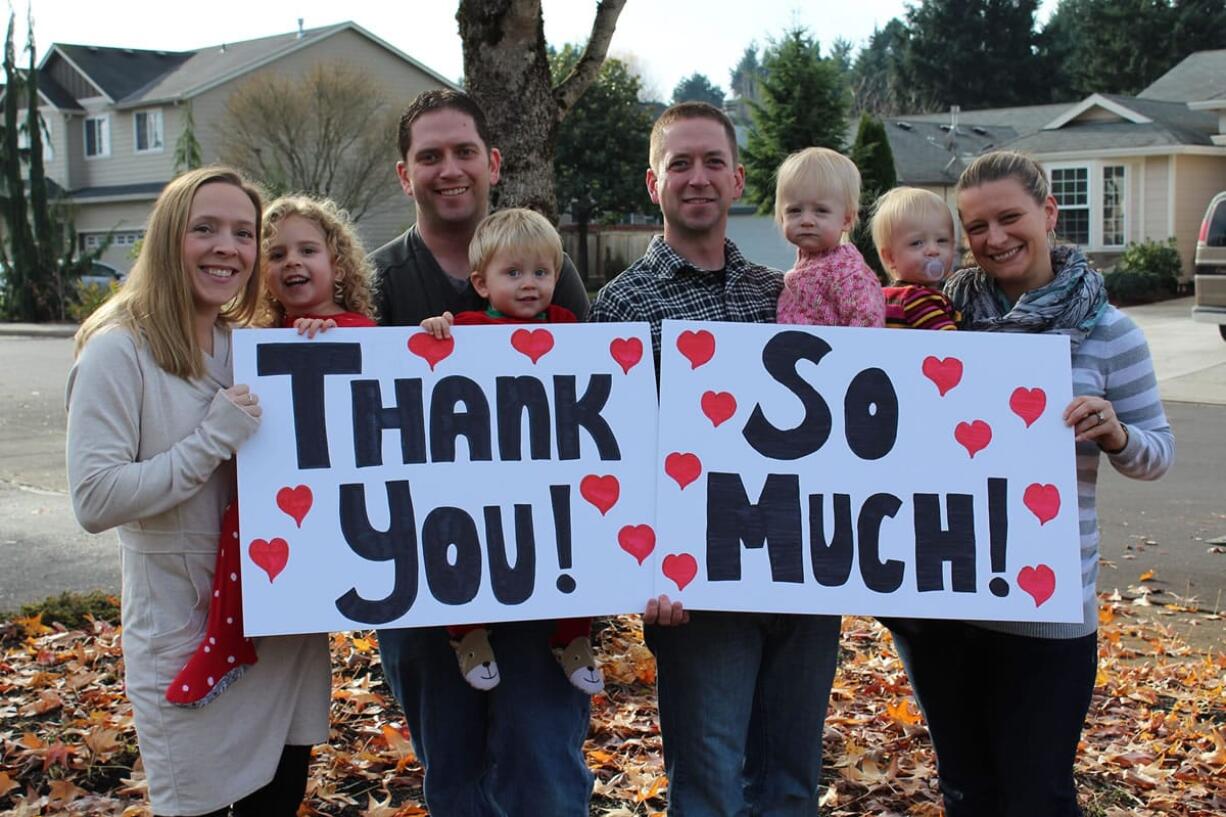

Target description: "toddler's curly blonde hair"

left=260, top=195, right=377, bottom=325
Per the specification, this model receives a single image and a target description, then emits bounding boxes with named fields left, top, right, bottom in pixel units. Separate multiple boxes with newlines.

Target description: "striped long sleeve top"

left=882, top=284, right=959, bottom=330
left=976, top=305, right=1174, bottom=639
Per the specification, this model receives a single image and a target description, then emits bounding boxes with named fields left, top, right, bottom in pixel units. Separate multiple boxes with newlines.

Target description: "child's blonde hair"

left=774, top=147, right=861, bottom=229
left=870, top=187, right=955, bottom=274
left=260, top=195, right=376, bottom=325
left=468, top=208, right=564, bottom=274
left=76, top=166, right=264, bottom=379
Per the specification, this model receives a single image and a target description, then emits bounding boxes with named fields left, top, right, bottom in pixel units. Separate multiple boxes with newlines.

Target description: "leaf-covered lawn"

left=1, top=599, right=1222, bottom=816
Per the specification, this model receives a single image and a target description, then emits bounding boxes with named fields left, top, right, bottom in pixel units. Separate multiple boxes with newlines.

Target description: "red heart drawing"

left=1023, top=483, right=1060, bottom=525
left=275, top=484, right=312, bottom=528
left=1017, top=564, right=1056, bottom=607
left=511, top=328, right=554, bottom=364
left=700, top=391, right=737, bottom=428
left=664, top=452, right=702, bottom=490
left=922, top=356, right=963, bottom=397
left=408, top=333, right=454, bottom=371
left=618, top=525, right=656, bottom=565
left=1010, top=387, right=1047, bottom=428
left=579, top=474, right=620, bottom=516
left=662, top=553, right=699, bottom=591
left=676, top=329, right=715, bottom=369
left=609, top=337, right=643, bottom=375
left=249, top=537, right=289, bottom=583
left=954, top=420, right=993, bottom=459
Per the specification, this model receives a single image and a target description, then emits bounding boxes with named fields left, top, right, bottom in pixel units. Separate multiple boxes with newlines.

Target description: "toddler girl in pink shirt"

left=774, top=147, right=885, bottom=328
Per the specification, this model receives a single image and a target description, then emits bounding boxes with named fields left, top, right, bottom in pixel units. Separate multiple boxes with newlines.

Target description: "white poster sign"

left=653, top=320, right=1083, bottom=624
left=233, top=324, right=659, bottom=636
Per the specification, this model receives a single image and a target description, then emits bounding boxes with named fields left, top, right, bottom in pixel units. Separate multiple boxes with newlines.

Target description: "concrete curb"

left=0, top=323, right=78, bottom=338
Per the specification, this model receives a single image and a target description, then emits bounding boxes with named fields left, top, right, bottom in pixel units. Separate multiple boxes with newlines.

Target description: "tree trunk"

left=27, top=25, right=61, bottom=320
left=457, top=0, right=626, bottom=222
left=2, top=14, right=40, bottom=321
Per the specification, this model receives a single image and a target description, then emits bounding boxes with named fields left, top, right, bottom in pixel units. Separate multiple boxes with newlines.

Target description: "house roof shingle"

left=34, top=71, right=82, bottom=111
left=126, top=23, right=350, bottom=105
left=895, top=103, right=1072, bottom=134
left=888, top=90, right=1218, bottom=168
left=54, top=44, right=193, bottom=102
left=38, top=21, right=454, bottom=111
left=1139, top=49, right=1226, bottom=103
left=879, top=120, right=1019, bottom=185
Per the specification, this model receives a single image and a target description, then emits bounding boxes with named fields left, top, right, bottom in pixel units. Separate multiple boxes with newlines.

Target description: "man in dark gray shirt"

left=368, top=89, right=592, bottom=817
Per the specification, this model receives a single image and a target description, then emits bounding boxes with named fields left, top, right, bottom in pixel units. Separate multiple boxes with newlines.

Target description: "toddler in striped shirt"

left=871, top=187, right=960, bottom=331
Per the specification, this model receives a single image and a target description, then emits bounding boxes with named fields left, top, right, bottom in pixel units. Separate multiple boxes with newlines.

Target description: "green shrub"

left=1104, top=238, right=1181, bottom=303
left=67, top=279, right=119, bottom=323
left=7, top=590, right=121, bottom=629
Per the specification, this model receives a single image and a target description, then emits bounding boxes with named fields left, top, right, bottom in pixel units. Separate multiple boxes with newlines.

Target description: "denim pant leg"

left=376, top=626, right=498, bottom=817
left=892, top=621, right=1096, bottom=817
left=890, top=619, right=997, bottom=815
left=743, top=614, right=841, bottom=816
left=982, top=628, right=1097, bottom=817
left=486, top=620, right=594, bottom=817
left=646, top=611, right=766, bottom=817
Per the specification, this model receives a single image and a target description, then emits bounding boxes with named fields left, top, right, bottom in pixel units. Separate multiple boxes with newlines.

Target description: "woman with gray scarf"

left=889, top=151, right=1174, bottom=816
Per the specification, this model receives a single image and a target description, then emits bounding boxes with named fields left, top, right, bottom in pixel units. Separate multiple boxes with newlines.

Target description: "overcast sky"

left=27, top=0, right=1057, bottom=102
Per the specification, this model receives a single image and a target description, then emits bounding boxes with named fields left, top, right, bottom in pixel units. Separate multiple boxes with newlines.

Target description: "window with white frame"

left=134, top=109, right=164, bottom=153
left=1050, top=166, right=1089, bottom=245
left=1102, top=165, right=1126, bottom=247
left=84, top=115, right=110, bottom=158
left=16, top=115, right=54, bottom=161
left=82, top=230, right=144, bottom=250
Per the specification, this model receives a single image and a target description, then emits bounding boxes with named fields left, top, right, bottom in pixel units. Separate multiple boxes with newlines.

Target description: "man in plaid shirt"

left=589, top=102, right=842, bottom=816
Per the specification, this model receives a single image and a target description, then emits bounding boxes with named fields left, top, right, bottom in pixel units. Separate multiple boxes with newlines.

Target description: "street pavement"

left=1, top=299, right=1223, bottom=631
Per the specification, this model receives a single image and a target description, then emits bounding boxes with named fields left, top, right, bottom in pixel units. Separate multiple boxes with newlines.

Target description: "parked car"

left=78, top=261, right=125, bottom=289
left=1192, top=191, right=1226, bottom=341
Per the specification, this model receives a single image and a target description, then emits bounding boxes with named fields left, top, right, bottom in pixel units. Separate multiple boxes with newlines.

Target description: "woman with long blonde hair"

left=67, top=167, right=330, bottom=817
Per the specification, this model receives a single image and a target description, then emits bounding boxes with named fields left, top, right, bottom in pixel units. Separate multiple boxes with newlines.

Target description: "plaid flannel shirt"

left=588, top=235, right=783, bottom=361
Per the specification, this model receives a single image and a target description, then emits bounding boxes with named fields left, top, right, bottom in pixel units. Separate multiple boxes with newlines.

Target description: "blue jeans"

left=888, top=620, right=1097, bottom=817
left=645, top=611, right=841, bottom=817
left=377, top=622, right=593, bottom=817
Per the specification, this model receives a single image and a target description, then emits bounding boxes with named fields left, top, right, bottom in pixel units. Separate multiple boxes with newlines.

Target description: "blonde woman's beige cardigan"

left=66, top=325, right=330, bottom=815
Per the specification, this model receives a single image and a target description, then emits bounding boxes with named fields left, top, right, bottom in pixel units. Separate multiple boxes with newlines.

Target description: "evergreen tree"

left=905, top=0, right=1044, bottom=111
left=174, top=102, right=203, bottom=173
left=2, top=13, right=107, bottom=321
left=1038, top=0, right=1226, bottom=97
left=729, top=44, right=762, bottom=102
left=727, top=44, right=763, bottom=125
left=671, top=72, right=725, bottom=107
left=25, top=19, right=61, bottom=317
left=551, top=45, right=652, bottom=281
left=849, top=114, right=897, bottom=282
left=851, top=19, right=916, bottom=115
left=1169, top=0, right=1226, bottom=63
left=742, top=27, right=849, bottom=213
left=1033, top=0, right=1084, bottom=102
left=1, top=13, right=39, bottom=321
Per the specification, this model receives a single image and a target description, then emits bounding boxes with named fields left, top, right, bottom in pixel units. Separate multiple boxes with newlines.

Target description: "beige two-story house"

left=881, top=49, right=1226, bottom=281
left=18, top=21, right=454, bottom=273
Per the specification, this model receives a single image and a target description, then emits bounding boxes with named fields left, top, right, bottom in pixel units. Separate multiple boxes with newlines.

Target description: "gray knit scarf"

left=944, top=245, right=1108, bottom=350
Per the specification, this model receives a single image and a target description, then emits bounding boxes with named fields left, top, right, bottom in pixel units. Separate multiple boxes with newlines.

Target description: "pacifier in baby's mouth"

left=920, top=258, right=947, bottom=282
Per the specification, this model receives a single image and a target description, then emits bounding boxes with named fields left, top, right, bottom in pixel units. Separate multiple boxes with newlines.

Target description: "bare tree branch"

left=218, top=60, right=396, bottom=220
left=552, top=0, right=628, bottom=120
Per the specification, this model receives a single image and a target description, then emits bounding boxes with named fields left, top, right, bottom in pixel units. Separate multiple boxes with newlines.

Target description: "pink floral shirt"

left=776, top=243, right=886, bottom=327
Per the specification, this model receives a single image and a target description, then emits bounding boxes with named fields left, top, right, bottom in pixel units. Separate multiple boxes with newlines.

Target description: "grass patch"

left=3, top=590, right=120, bottom=629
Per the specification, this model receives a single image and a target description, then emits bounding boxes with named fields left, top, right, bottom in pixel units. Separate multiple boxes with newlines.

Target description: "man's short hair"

left=468, top=208, right=564, bottom=276
left=397, top=89, right=492, bottom=161
left=649, top=101, right=738, bottom=172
